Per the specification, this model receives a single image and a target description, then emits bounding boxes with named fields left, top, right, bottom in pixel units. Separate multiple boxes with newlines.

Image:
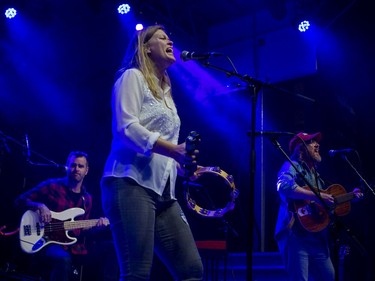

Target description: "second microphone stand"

left=197, top=58, right=314, bottom=280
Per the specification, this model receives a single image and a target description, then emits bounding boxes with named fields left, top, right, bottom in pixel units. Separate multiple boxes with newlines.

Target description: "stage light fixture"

left=135, top=23, right=143, bottom=31
left=5, top=7, right=17, bottom=19
left=118, top=3, right=131, bottom=15
left=298, top=20, right=310, bottom=32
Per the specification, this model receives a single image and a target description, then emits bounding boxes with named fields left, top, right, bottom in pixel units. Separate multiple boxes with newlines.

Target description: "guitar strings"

left=25, top=219, right=99, bottom=233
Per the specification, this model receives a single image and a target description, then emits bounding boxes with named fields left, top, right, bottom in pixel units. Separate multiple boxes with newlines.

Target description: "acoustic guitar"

left=293, top=184, right=355, bottom=232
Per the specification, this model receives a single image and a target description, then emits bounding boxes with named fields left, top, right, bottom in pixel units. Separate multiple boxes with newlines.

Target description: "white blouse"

left=102, top=68, right=181, bottom=198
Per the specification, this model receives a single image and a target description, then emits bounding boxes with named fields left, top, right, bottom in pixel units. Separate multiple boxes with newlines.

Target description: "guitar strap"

left=294, top=162, right=329, bottom=211
left=81, top=196, right=86, bottom=211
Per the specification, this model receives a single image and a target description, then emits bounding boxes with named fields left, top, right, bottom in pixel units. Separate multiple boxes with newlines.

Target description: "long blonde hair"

left=118, top=25, right=172, bottom=101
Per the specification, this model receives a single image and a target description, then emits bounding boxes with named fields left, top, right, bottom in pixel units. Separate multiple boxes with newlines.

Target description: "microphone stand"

left=332, top=153, right=373, bottom=279
left=198, top=59, right=315, bottom=280
left=0, top=130, right=66, bottom=174
left=340, top=154, right=375, bottom=197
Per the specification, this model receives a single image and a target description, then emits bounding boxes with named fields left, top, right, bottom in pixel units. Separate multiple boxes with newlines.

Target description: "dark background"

left=1, top=0, right=375, bottom=280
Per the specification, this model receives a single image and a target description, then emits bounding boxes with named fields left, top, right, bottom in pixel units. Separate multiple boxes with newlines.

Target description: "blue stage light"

left=298, top=20, right=310, bottom=32
left=118, top=4, right=131, bottom=15
left=5, top=8, right=17, bottom=19
left=135, top=23, right=143, bottom=31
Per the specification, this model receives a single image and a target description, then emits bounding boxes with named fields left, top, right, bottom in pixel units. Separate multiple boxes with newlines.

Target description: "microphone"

left=58, top=164, right=68, bottom=172
left=25, top=134, right=31, bottom=160
left=328, top=149, right=354, bottom=157
left=52, top=164, right=68, bottom=171
left=180, top=50, right=222, bottom=61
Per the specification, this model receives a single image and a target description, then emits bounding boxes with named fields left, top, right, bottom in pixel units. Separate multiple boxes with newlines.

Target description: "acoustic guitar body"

left=294, top=184, right=352, bottom=232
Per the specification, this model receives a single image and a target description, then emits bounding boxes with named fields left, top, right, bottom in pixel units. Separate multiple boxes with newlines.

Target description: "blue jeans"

left=32, top=244, right=73, bottom=281
left=277, top=228, right=335, bottom=281
left=101, top=177, right=203, bottom=281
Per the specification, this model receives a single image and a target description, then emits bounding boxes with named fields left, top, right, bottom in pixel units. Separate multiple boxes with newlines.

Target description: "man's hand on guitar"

left=352, top=187, right=364, bottom=201
left=35, top=203, right=52, bottom=223
left=320, top=192, right=335, bottom=206
left=95, top=217, right=110, bottom=228
left=83, top=217, right=110, bottom=230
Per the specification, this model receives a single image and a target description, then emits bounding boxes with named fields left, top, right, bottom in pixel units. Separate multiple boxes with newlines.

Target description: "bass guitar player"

left=14, top=151, right=109, bottom=281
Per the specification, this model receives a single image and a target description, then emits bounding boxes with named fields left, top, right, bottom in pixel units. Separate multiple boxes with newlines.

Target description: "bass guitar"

left=19, top=207, right=109, bottom=254
left=294, top=184, right=355, bottom=232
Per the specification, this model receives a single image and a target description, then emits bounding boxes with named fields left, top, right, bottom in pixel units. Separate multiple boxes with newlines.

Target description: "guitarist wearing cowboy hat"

left=274, top=132, right=363, bottom=281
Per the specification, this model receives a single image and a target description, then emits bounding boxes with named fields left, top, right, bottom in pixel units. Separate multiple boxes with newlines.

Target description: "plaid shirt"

left=15, top=177, right=93, bottom=255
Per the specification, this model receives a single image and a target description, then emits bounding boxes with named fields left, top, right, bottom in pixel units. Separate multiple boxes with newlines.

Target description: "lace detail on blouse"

left=140, top=83, right=180, bottom=142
